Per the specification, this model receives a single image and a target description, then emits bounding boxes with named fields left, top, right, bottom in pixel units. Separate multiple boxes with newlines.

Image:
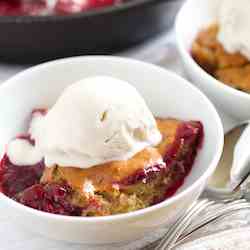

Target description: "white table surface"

left=1, top=30, right=250, bottom=250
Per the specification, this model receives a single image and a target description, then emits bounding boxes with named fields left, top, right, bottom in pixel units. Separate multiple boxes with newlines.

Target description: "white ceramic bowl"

left=0, top=56, right=223, bottom=244
left=176, top=0, right=250, bottom=127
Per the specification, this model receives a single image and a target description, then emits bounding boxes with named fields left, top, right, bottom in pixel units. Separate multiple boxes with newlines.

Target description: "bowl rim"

left=0, top=0, right=173, bottom=24
left=175, top=0, right=250, bottom=102
left=0, top=56, right=224, bottom=223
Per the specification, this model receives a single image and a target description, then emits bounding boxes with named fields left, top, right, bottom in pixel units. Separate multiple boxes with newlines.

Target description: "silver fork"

left=154, top=199, right=215, bottom=250
left=153, top=199, right=250, bottom=250
left=175, top=199, right=250, bottom=247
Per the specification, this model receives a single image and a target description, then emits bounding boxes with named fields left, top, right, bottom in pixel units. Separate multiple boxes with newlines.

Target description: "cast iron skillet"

left=0, top=0, right=182, bottom=63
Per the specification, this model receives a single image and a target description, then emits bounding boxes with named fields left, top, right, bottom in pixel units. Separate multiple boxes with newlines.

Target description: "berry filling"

left=119, top=163, right=167, bottom=186
left=0, top=0, right=47, bottom=16
left=55, top=0, right=118, bottom=14
left=163, top=121, right=203, bottom=199
left=0, top=0, right=123, bottom=16
left=0, top=152, right=45, bottom=197
left=15, top=182, right=82, bottom=216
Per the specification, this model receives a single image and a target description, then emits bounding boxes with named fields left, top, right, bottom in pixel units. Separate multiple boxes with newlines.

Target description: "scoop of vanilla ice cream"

left=217, top=0, right=250, bottom=60
left=33, top=76, right=162, bottom=168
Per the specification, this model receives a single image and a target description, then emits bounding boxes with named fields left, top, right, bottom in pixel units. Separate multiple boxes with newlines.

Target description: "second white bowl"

left=176, top=0, right=250, bottom=125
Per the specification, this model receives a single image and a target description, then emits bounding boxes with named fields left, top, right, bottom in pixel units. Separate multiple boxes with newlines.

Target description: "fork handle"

left=155, top=200, right=213, bottom=250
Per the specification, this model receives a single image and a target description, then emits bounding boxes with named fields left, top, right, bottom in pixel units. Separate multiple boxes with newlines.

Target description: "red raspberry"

left=55, top=0, right=117, bottom=14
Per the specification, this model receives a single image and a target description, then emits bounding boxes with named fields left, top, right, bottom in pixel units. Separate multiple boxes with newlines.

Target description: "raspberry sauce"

left=0, top=152, right=45, bottom=197
left=15, top=182, right=82, bottom=216
left=0, top=0, right=122, bottom=16
left=0, top=0, right=47, bottom=16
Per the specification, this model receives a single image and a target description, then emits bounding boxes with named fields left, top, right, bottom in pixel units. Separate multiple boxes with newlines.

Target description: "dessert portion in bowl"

left=191, top=0, right=250, bottom=94
left=0, top=76, right=203, bottom=217
left=0, top=0, right=123, bottom=16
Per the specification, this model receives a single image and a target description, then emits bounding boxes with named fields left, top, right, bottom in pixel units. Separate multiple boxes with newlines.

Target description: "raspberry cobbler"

left=0, top=75, right=204, bottom=217
left=0, top=110, right=203, bottom=216
left=191, top=24, right=250, bottom=94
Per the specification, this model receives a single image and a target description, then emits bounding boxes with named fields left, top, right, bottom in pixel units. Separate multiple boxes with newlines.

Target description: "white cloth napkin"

left=175, top=227, right=250, bottom=250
